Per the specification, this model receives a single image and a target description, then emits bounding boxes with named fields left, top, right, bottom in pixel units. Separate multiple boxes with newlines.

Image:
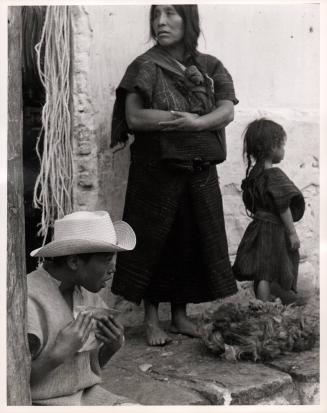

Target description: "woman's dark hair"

left=149, top=5, right=200, bottom=55
left=243, top=118, right=286, bottom=178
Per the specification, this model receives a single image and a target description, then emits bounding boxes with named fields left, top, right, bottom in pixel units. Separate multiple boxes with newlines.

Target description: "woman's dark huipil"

left=233, top=166, right=305, bottom=291
left=111, top=46, right=239, bottom=305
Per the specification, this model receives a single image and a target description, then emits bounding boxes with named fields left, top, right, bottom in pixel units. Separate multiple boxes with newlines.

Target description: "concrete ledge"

left=101, top=324, right=319, bottom=405
left=267, top=345, right=320, bottom=404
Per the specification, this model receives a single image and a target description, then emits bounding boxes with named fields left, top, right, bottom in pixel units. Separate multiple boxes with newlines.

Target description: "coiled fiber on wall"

left=34, top=6, right=73, bottom=243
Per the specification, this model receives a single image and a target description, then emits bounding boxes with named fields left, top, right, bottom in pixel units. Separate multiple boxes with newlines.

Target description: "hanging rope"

left=34, top=6, right=73, bottom=243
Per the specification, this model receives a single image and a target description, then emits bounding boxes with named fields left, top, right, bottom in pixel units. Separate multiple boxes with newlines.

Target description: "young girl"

left=233, top=119, right=305, bottom=304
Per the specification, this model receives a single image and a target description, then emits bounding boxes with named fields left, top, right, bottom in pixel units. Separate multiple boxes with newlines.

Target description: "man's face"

left=77, top=252, right=116, bottom=293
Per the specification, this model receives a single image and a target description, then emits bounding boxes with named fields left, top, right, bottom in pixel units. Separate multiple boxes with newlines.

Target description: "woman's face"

left=152, top=5, right=184, bottom=48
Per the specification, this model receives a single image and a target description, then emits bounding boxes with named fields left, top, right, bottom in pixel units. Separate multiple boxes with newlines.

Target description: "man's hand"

left=94, top=315, right=125, bottom=366
left=53, top=311, right=94, bottom=363
left=30, top=311, right=94, bottom=385
left=95, top=315, right=125, bottom=349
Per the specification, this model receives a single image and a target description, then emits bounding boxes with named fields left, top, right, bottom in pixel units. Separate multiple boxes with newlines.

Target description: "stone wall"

left=70, top=4, right=319, bottom=323
left=71, top=5, right=149, bottom=220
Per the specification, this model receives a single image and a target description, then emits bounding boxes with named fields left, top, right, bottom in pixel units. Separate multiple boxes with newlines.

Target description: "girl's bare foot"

left=145, top=323, right=172, bottom=346
left=255, top=280, right=270, bottom=302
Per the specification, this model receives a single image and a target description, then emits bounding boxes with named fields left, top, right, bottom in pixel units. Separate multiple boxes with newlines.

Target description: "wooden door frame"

left=7, top=5, right=31, bottom=405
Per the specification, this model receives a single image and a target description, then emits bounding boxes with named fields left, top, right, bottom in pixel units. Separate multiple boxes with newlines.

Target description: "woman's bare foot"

left=170, top=316, right=200, bottom=337
left=170, top=303, right=201, bottom=338
left=145, top=323, right=172, bottom=346
left=144, top=299, right=172, bottom=346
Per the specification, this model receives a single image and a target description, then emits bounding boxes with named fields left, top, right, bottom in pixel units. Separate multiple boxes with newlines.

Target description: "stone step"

left=101, top=324, right=319, bottom=405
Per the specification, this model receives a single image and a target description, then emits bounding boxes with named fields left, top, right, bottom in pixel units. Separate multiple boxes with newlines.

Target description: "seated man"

left=27, top=210, right=136, bottom=405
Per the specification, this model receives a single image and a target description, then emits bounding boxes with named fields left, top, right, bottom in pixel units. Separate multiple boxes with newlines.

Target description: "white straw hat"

left=30, top=210, right=136, bottom=257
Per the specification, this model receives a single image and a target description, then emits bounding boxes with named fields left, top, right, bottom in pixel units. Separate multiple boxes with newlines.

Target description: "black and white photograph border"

left=1, top=0, right=326, bottom=411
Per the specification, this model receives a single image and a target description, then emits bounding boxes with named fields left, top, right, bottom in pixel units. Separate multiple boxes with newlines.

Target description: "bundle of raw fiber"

left=200, top=299, right=319, bottom=362
left=33, top=6, right=73, bottom=243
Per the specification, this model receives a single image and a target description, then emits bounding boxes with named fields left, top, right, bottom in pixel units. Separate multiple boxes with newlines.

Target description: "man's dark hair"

left=46, top=253, right=95, bottom=267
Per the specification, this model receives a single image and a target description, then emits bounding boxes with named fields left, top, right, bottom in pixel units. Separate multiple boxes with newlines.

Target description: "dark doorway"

left=22, top=6, right=46, bottom=272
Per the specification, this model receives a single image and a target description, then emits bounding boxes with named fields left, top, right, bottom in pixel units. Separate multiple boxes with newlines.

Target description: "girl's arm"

left=158, top=99, right=234, bottom=132
left=279, top=207, right=300, bottom=251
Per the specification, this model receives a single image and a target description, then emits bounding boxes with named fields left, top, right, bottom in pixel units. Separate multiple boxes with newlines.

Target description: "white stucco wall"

left=71, top=4, right=319, bottom=311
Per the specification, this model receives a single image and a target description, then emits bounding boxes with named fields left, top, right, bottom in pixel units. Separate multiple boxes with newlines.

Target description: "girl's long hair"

left=243, top=118, right=286, bottom=179
left=149, top=5, right=200, bottom=55
left=242, top=118, right=286, bottom=216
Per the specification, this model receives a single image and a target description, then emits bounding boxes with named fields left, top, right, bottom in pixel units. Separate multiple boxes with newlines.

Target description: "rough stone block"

left=78, top=171, right=95, bottom=188
left=103, top=364, right=207, bottom=405
left=101, top=325, right=316, bottom=405
left=77, top=141, right=92, bottom=155
left=267, top=345, right=320, bottom=405
left=76, top=189, right=98, bottom=208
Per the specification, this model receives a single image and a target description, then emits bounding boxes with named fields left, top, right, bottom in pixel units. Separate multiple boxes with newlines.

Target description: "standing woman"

left=111, top=5, right=238, bottom=346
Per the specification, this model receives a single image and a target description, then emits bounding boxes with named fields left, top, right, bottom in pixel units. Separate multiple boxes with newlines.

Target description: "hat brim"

left=30, top=221, right=136, bottom=257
